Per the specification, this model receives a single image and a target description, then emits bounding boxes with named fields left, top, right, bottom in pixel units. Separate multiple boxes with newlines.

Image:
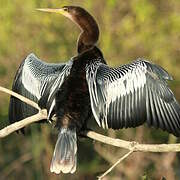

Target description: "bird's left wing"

left=9, top=53, right=73, bottom=125
left=86, top=59, right=180, bottom=136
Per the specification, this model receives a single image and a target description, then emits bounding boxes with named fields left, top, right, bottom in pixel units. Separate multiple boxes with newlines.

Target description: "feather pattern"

left=86, top=58, right=180, bottom=136
left=9, top=53, right=73, bottom=124
left=50, top=128, right=77, bottom=174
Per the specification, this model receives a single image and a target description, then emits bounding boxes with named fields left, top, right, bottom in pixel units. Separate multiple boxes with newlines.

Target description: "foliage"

left=0, top=0, right=180, bottom=179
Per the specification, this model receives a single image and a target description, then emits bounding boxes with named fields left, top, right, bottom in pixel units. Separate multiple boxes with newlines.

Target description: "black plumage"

left=8, top=6, right=180, bottom=174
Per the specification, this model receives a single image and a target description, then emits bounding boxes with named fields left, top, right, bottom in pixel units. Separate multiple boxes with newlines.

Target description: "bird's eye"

left=63, top=7, right=69, bottom=12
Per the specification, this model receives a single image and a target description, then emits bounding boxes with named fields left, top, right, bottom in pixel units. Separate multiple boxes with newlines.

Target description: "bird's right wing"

left=9, top=53, right=73, bottom=125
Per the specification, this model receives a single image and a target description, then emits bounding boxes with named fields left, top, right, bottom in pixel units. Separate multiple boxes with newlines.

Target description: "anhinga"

left=9, top=6, right=180, bottom=174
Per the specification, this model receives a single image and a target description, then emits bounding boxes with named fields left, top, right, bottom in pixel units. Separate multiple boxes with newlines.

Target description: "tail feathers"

left=50, top=128, right=77, bottom=174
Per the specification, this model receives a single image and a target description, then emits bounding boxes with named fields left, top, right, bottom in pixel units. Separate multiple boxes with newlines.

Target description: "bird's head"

left=37, top=6, right=99, bottom=54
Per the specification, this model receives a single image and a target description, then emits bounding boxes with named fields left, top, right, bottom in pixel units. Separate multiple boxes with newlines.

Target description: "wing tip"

left=135, top=58, right=173, bottom=81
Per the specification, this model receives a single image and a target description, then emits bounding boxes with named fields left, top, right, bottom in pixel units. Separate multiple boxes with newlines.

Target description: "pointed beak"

left=36, top=8, right=71, bottom=18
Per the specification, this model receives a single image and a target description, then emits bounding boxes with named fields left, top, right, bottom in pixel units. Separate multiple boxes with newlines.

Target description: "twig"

left=0, top=110, right=47, bottom=138
left=0, top=86, right=40, bottom=110
left=98, top=150, right=134, bottom=179
left=85, top=131, right=180, bottom=152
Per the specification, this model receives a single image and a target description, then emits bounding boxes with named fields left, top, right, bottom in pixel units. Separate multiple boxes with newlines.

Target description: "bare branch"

left=98, top=150, right=134, bottom=179
left=0, top=110, right=47, bottom=138
left=85, top=131, right=180, bottom=152
left=0, top=86, right=40, bottom=110
left=0, top=85, right=46, bottom=138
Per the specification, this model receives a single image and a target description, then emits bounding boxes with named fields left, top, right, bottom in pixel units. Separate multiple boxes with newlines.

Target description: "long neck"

left=72, top=11, right=99, bottom=54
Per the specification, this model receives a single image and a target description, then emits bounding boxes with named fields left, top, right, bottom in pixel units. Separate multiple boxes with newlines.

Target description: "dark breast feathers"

left=54, top=58, right=91, bottom=131
left=54, top=47, right=105, bottom=131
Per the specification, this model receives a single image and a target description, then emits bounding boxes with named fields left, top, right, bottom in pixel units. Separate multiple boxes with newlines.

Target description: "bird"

left=9, top=6, right=180, bottom=174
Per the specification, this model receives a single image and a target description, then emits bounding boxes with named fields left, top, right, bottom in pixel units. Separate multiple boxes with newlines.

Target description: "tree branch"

left=84, top=131, right=180, bottom=152
left=0, top=86, right=40, bottom=110
left=0, top=110, right=47, bottom=138
left=1, top=85, right=180, bottom=178
left=98, top=150, right=134, bottom=179
left=0, top=85, right=46, bottom=138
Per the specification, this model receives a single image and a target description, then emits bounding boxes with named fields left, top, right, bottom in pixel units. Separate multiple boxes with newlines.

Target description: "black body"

left=54, top=47, right=104, bottom=131
left=8, top=5, right=180, bottom=175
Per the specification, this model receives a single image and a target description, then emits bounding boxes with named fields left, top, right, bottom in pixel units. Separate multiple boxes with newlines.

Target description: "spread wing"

left=9, top=53, right=73, bottom=125
left=86, top=59, right=180, bottom=136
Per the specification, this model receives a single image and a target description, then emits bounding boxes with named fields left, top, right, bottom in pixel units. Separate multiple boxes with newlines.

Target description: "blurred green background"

left=0, top=0, right=180, bottom=179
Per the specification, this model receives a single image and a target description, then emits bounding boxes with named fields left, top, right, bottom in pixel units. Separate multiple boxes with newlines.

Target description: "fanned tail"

left=50, top=128, right=77, bottom=174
